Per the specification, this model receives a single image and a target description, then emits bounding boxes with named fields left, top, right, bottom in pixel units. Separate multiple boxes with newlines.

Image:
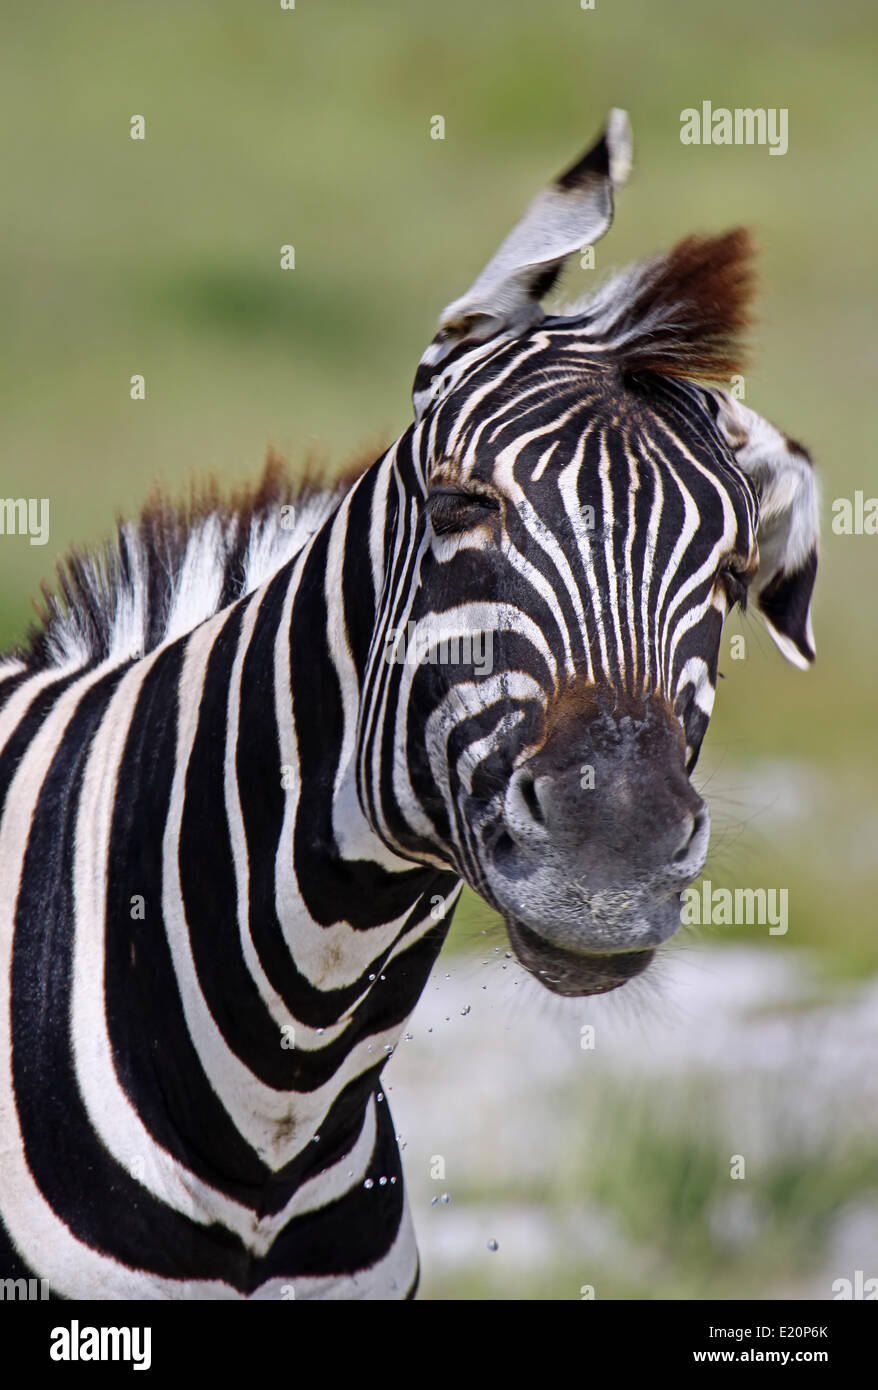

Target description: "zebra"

left=0, top=109, right=818, bottom=1300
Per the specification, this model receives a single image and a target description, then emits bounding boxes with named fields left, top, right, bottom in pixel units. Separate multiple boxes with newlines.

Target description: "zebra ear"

left=712, top=393, right=819, bottom=669
left=413, top=108, right=632, bottom=420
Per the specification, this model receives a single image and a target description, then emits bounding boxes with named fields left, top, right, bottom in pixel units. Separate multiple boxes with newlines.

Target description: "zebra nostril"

left=673, top=808, right=707, bottom=863
left=504, top=766, right=550, bottom=846
left=493, top=829, right=530, bottom=880
left=519, top=772, right=544, bottom=827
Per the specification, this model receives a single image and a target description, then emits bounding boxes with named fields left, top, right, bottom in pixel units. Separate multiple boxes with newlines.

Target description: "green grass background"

left=1, top=0, right=876, bottom=1298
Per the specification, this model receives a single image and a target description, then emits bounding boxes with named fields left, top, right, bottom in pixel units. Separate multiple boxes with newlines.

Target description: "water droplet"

left=377, top=1092, right=384, bottom=1103
left=384, top=1044, right=393, bottom=1054
left=505, top=952, right=512, bottom=959
left=368, top=973, right=376, bottom=982
left=364, top=1178, right=374, bottom=1190
left=460, top=1005, right=471, bottom=1016
left=379, top=1176, right=388, bottom=1186
left=440, top=1193, right=450, bottom=1205
left=488, top=1239, right=499, bottom=1252
left=316, top=1027, right=324, bottom=1035
left=404, top=1032, right=413, bottom=1041
left=379, top=974, right=386, bottom=981
left=390, top=1176, right=397, bottom=1184
left=312, top=1134, right=320, bottom=1143
left=430, top=1196, right=438, bottom=1207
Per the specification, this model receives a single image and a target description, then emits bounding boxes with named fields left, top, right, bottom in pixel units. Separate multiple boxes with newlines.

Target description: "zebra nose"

left=500, top=757, right=709, bottom=884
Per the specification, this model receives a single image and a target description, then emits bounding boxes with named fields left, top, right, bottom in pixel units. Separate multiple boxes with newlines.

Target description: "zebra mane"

left=23, top=452, right=360, bottom=672
left=568, top=227, right=756, bottom=382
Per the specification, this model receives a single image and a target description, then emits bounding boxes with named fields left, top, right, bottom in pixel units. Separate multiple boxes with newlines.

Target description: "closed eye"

left=426, top=488, right=501, bottom=536
left=718, top=559, right=752, bottom=610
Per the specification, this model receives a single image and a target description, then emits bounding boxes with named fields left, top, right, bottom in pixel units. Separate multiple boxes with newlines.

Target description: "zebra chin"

left=492, top=886, right=686, bottom=997
left=503, top=914, right=661, bottom=998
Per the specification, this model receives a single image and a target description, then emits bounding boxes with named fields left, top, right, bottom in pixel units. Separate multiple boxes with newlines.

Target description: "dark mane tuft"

left=578, top=227, right=756, bottom=383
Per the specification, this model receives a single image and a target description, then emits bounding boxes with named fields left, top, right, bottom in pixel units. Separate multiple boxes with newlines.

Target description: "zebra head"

left=365, top=111, right=819, bottom=997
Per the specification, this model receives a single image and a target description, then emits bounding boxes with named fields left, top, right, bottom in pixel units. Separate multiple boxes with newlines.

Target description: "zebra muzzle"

left=477, top=696, right=711, bottom=992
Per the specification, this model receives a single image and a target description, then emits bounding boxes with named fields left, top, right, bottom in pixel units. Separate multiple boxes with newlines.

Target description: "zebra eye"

left=719, top=560, right=751, bottom=610
left=426, top=488, right=500, bottom=536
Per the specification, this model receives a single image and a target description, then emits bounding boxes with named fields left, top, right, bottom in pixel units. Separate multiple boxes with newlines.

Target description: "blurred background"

left=1, top=0, right=875, bottom=1298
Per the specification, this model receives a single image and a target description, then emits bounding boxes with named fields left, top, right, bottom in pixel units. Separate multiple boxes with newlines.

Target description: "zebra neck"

left=268, top=476, right=460, bottom=986
left=75, top=486, right=454, bottom=1199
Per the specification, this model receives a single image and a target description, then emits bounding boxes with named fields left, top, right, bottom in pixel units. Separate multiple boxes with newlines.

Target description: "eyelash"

left=719, top=563, right=750, bottom=610
left=425, top=498, right=753, bottom=609
left=426, top=489, right=501, bottom=536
